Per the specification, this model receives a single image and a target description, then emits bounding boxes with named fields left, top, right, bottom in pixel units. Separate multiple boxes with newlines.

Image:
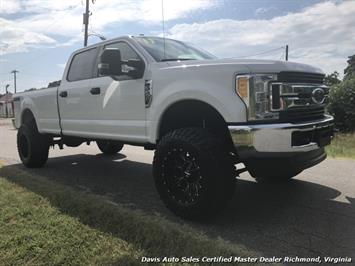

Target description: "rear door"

left=58, top=47, right=100, bottom=137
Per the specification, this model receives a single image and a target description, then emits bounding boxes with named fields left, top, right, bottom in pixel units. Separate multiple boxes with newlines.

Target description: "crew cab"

left=14, top=36, right=334, bottom=219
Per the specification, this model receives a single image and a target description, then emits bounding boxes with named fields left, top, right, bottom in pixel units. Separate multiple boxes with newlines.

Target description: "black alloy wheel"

left=153, top=127, right=236, bottom=219
left=162, top=147, right=203, bottom=205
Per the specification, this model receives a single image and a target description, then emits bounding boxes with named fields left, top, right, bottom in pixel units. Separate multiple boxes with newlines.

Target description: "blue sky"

left=0, top=0, right=354, bottom=94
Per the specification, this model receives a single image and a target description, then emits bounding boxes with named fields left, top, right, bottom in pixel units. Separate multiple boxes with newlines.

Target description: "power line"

left=9, top=18, right=71, bottom=70
left=20, top=72, right=59, bottom=78
left=279, top=50, right=285, bottom=60
left=234, top=46, right=285, bottom=59
left=1, top=1, right=82, bottom=70
left=1, top=72, right=57, bottom=78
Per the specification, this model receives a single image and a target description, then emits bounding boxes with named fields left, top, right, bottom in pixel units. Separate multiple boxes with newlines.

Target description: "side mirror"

left=125, top=59, right=145, bottom=79
left=98, top=48, right=122, bottom=76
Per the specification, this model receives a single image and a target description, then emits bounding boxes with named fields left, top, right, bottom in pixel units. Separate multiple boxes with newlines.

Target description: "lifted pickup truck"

left=14, top=36, right=334, bottom=219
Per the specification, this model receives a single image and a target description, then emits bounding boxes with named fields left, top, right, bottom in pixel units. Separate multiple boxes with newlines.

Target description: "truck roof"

left=72, top=35, right=176, bottom=53
left=73, top=35, right=135, bottom=53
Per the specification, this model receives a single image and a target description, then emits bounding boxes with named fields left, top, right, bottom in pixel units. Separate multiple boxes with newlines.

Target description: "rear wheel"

left=153, top=128, right=236, bottom=220
left=17, top=123, right=50, bottom=168
left=96, top=141, right=124, bottom=155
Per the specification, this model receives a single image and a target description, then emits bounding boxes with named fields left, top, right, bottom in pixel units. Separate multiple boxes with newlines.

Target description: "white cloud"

left=0, top=0, right=216, bottom=54
left=0, top=18, right=56, bottom=53
left=254, top=7, right=276, bottom=16
left=1, top=0, right=354, bottom=77
left=168, top=1, right=355, bottom=75
left=0, top=0, right=21, bottom=14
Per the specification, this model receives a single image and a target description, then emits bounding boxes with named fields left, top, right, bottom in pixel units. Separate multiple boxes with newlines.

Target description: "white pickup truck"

left=14, top=36, right=334, bottom=219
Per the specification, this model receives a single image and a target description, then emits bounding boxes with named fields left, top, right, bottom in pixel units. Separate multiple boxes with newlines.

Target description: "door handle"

left=90, top=87, right=101, bottom=95
left=59, top=91, right=68, bottom=97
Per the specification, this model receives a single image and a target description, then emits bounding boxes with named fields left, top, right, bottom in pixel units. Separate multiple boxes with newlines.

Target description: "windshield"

left=134, top=36, right=216, bottom=62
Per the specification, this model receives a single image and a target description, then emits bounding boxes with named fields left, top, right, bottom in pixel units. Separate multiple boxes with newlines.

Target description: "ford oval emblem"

left=312, top=88, right=325, bottom=104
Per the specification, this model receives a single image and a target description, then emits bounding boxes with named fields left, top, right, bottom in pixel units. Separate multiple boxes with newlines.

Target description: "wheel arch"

left=21, top=108, right=37, bottom=126
left=18, top=95, right=39, bottom=128
left=156, top=99, right=235, bottom=152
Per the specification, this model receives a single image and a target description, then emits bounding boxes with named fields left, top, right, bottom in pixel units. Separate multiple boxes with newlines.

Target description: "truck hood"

left=159, top=58, right=324, bottom=74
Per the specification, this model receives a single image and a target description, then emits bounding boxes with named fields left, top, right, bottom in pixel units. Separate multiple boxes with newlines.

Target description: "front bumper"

left=229, top=115, right=334, bottom=159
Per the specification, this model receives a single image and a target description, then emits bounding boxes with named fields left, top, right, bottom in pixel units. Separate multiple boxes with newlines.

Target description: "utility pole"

left=285, top=45, right=289, bottom=61
left=4, top=84, right=10, bottom=117
left=11, top=70, right=18, bottom=93
left=83, top=0, right=96, bottom=46
left=83, top=0, right=90, bottom=47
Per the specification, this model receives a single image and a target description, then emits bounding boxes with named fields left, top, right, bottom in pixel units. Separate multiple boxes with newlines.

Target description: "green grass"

left=0, top=163, right=258, bottom=266
left=326, top=133, right=355, bottom=159
left=0, top=177, right=142, bottom=266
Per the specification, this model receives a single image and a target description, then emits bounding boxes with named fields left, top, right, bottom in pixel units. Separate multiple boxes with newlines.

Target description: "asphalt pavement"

left=1, top=118, right=354, bottom=259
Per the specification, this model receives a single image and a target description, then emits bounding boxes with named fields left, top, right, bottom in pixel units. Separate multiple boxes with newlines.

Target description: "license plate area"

left=292, top=126, right=333, bottom=147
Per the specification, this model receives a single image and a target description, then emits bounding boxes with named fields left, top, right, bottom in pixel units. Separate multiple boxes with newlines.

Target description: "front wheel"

left=96, top=140, right=124, bottom=155
left=153, top=128, right=236, bottom=220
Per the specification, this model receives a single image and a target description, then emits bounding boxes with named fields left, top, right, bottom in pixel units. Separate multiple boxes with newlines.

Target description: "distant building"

left=0, top=93, right=14, bottom=118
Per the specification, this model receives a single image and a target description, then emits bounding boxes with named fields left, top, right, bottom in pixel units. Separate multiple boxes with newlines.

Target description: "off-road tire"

left=96, top=141, right=124, bottom=155
left=153, top=128, right=236, bottom=220
left=17, top=123, right=50, bottom=168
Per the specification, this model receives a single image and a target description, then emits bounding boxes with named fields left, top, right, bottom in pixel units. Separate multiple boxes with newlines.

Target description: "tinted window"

left=67, top=48, right=97, bottom=81
left=105, top=42, right=140, bottom=61
left=134, top=37, right=216, bottom=62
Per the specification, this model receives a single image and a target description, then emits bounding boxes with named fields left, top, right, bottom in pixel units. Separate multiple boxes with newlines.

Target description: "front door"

left=88, top=41, right=147, bottom=143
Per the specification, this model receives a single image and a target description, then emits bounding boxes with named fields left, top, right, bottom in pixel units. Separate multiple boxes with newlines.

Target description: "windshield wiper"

left=160, top=58, right=196, bottom=62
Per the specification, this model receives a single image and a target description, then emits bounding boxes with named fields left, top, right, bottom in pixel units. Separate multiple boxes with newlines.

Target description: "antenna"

left=161, top=0, right=166, bottom=59
left=285, top=44, right=289, bottom=61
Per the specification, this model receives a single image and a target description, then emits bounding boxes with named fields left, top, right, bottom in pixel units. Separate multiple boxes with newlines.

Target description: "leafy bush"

left=327, top=78, right=355, bottom=132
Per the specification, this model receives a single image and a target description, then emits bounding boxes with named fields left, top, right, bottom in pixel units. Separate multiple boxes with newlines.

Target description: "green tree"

left=325, top=71, right=341, bottom=86
left=327, top=55, right=355, bottom=131
left=344, top=54, right=355, bottom=80
left=328, top=78, right=355, bottom=131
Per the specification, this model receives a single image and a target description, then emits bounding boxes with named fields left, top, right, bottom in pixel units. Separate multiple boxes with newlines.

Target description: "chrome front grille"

left=270, top=72, right=328, bottom=122
left=278, top=71, right=325, bottom=84
left=271, top=83, right=329, bottom=111
left=279, top=106, right=325, bottom=122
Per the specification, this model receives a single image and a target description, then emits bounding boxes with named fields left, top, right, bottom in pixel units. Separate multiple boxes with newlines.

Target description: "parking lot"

left=1, top=118, right=354, bottom=259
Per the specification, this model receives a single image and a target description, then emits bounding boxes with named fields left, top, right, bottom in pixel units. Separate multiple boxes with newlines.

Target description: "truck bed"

left=14, top=87, right=61, bottom=134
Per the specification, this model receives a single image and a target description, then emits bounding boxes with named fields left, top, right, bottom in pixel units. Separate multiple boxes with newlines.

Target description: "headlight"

left=236, top=74, right=278, bottom=121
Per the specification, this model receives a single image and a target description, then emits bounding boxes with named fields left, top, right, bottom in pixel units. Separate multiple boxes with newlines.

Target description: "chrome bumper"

left=229, top=115, right=334, bottom=159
